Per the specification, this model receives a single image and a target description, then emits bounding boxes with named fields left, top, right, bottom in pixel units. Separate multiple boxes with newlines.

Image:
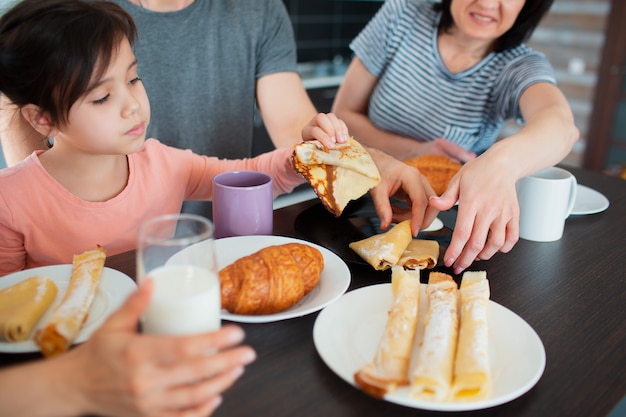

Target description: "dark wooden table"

left=2, top=167, right=625, bottom=416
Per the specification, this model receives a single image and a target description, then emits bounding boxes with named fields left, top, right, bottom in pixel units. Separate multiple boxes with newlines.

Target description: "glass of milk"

left=137, top=214, right=220, bottom=335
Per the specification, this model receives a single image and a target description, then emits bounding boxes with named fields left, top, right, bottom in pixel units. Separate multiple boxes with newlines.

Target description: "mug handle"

left=564, top=175, right=577, bottom=218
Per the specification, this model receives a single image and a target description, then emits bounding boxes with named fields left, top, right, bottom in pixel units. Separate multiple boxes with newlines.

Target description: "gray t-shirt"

left=109, top=0, right=298, bottom=159
left=107, top=0, right=298, bottom=218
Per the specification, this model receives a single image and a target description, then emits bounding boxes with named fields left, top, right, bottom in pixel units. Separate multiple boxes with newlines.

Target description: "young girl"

left=0, top=0, right=435, bottom=276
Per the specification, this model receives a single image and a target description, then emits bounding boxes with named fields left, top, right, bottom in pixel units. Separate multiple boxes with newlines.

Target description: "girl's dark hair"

left=433, top=0, right=554, bottom=52
left=0, top=0, right=137, bottom=126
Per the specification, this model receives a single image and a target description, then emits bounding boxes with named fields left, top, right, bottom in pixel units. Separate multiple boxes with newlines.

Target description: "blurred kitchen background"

left=1, top=0, right=624, bottom=178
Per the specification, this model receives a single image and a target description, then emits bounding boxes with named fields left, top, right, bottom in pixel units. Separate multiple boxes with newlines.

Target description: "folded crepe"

left=398, top=239, right=439, bottom=270
left=451, top=271, right=491, bottom=401
left=354, top=266, right=421, bottom=398
left=0, top=276, right=58, bottom=342
left=349, top=220, right=413, bottom=270
left=293, top=137, right=381, bottom=216
left=410, top=272, right=459, bottom=401
left=35, top=246, right=106, bottom=357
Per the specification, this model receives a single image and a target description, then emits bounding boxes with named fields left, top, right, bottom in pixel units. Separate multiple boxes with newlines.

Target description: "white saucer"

left=571, top=184, right=609, bottom=215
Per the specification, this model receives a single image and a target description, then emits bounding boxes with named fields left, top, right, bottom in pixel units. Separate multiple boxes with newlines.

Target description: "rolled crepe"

left=0, top=276, right=58, bottom=342
left=354, top=266, right=421, bottom=398
left=451, top=271, right=491, bottom=401
left=398, top=239, right=439, bottom=270
left=410, top=272, right=458, bottom=401
left=349, top=220, right=412, bottom=270
left=35, top=246, right=106, bottom=357
left=293, top=137, right=381, bottom=216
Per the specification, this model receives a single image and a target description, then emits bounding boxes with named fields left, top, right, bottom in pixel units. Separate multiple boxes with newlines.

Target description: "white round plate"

left=314, top=284, right=546, bottom=412
left=0, top=265, right=136, bottom=353
left=571, top=184, right=609, bottom=215
left=216, top=235, right=350, bottom=323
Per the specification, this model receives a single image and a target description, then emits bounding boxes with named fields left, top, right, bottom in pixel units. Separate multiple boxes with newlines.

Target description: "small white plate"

left=216, top=235, right=350, bottom=323
left=571, top=184, right=609, bottom=215
left=422, top=217, right=444, bottom=232
left=314, top=284, right=546, bottom=412
left=0, top=265, right=136, bottom=353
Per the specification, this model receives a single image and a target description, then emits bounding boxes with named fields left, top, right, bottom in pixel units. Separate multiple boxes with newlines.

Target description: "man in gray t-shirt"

left=113, top=0, right=299, bottom=159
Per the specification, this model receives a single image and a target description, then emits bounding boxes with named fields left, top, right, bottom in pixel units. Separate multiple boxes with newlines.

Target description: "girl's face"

left=449, top=0, right=526, bottom=43
left=54, top=38, right=150, bottom=155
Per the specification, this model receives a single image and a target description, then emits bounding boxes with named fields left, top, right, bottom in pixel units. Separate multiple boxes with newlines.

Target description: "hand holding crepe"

left=0, top=276, right=57, bottom=342
left=349, top=220, right=413, bottom=270
left=35, top=246, right=106, bottom=357
left=404, top=155, right=461, bottom=195
left=410, top=272, right=459, bottom=402
left=354, top=266, right=421, bottom=398
left=293, top=137, right=381, bottom=216
left=219, top=243, right=324, bottom=315
left=451, top=271, right=491, bottom=401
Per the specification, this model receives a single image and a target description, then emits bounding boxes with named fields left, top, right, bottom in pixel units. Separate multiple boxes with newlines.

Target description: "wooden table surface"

left=2, top=166, right=625, bottom=416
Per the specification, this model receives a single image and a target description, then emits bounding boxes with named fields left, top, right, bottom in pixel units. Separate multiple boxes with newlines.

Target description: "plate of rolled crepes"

left=0, top=247, right=136, bottom=355
left=213, top=235, right=351, bottom=323
left=313, top=269, right=546, bottom=411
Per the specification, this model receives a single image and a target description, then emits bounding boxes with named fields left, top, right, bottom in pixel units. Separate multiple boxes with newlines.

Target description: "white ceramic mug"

left=516, top=167, right=577, bottom=242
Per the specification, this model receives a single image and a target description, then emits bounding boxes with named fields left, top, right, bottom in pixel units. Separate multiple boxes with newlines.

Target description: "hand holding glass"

left=137, top=214, right=220, bottom=335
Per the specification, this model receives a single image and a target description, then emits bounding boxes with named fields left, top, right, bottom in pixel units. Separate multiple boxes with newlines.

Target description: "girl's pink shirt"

left=0, top=139, right=304, bottom=275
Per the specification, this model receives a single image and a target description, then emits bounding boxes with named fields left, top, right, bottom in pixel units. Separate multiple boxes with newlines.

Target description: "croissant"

left=219, top=243, right=324, bottom=315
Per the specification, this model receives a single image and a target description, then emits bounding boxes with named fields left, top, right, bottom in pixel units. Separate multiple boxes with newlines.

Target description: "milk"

left=142, top=265, right=221, bottom=335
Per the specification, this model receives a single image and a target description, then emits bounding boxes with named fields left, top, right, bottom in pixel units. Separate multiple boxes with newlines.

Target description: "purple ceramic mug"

left=212, top=170, right=273, bottom=239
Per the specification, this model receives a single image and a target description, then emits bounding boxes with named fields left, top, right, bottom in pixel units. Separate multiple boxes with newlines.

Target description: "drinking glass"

left=137, top=214, right=220, bottom=335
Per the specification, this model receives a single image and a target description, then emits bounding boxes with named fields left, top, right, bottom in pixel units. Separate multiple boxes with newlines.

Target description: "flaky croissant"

left=219, top=243, right=324, bottom=315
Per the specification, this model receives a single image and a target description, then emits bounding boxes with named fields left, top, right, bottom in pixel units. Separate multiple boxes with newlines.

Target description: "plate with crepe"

left=314, top=284, right=546, bottom=411
left=216, top=235, right=350, bottom=323
left=0, top=265, right=136, bottom=353
left=571, top=184, right=609, bottom=215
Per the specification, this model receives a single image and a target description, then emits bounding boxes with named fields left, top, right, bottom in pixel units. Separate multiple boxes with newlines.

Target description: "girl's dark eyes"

left=93, top=94, right=109, bottom=105
left=91, top=77, right=141, bottom=104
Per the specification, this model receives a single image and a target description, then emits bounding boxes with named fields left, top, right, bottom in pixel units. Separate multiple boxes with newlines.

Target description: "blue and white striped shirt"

left=350, top=0, right=556, bottom=154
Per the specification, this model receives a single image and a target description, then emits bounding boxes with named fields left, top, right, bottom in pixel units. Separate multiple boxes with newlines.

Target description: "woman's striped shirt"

left=350, top=0, right=556, bottom=154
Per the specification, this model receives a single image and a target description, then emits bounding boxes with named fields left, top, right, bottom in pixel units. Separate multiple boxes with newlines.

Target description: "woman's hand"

left=416, top=138, right=477, bottom=164
left=429, top=156, right=520, bottom=274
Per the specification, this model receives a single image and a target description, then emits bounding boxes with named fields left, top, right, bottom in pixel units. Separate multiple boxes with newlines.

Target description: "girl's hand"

left=301, top=113, right=349, bottom=149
